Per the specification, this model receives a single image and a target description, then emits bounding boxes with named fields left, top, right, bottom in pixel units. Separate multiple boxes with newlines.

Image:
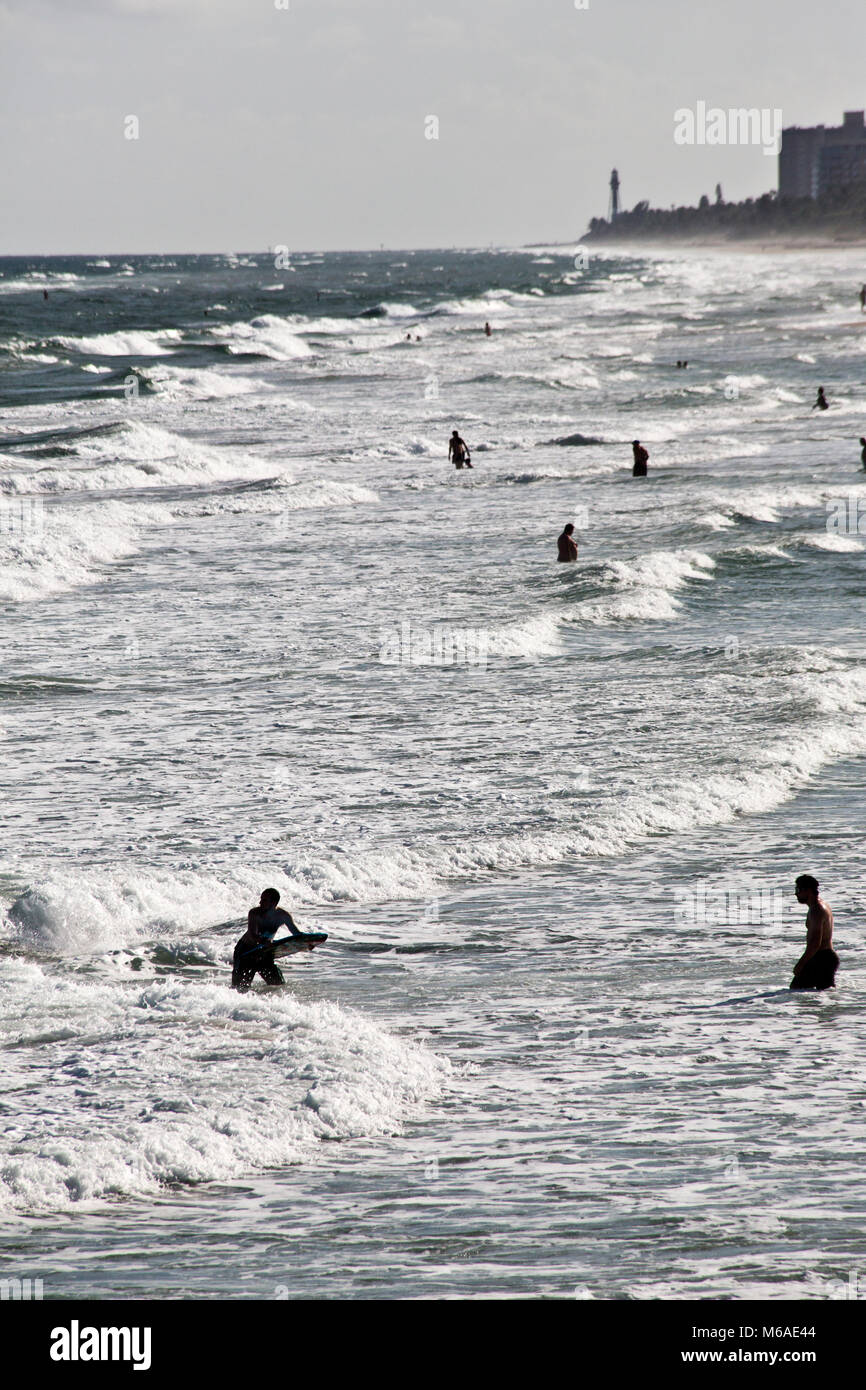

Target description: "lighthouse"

left=608, top=169, right=620, bottom=222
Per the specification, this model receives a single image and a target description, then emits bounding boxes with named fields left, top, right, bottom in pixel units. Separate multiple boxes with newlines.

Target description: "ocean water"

left=1, top=246, right=865, bottom=1300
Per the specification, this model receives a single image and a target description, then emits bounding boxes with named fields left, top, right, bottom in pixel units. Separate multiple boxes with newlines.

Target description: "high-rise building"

left=779, top=111, right=866, bottom=199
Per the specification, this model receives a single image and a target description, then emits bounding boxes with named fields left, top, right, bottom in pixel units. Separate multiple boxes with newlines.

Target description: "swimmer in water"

left=485, top=322, right=492, bottom=337
left=789, top=875, right=839, bottom=991
left=231, top=888, right=303, bottom=992
left=812, top=386, right=829, bottom=411
left=631, top=440, right=649, bottom=476
left=860, top=437, right=866, bottom=469
left=449, top=430, right=472, bottom=469
left=557, top=523, right=578, bottom=562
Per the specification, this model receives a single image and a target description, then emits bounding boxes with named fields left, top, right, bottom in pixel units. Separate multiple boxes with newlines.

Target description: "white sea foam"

left=697, top=510, right=737, bottom=530
left=0, top=962, right=448, bottom=1214
left=174, top=478, right=380, bottom=519
left=376, top=301, right=422, bottom=318
left=798, top=531, right=865, bottom=552
left=208, top=314, right=312, bottom=359
left=144, top=364, right=262, bottom=399
left=0, top=497, right=166, bottom=601
left=0, top=420, right=270, bottom=495
left=486, top=611, right=564, bottom=658
left=53, top=329, right=182, bottom=356
left=10, top=649, right=865, bottom=939
left=0, top=272, right=82, bottom=294
left=570, top=549, right=715, bottom=626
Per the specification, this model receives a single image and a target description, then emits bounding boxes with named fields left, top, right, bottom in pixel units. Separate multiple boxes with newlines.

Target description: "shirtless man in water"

left=790, top=874, right=839, bottom=990
left=449, top=429, right=472, bottom=468
left=231, top=887, right=303, bottom=991
left=557, top=523, right=578, bottom=562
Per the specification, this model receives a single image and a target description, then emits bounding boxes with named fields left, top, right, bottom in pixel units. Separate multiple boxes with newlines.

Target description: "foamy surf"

left=567, top=549, right=716, bottom=625
left=0, top=420, right=274, bottom=495
left=0, top=962, right=449, bottom=1214
left=0, top=497, right=166, bottom=601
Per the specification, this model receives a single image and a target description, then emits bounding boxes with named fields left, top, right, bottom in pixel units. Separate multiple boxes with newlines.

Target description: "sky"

left=0, top=0, right=864, bottom=254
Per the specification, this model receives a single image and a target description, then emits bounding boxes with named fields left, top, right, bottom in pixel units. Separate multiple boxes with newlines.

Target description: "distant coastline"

left=581, top=233, right=866, bottom=253
left=582, top=186, right=866, bottom=250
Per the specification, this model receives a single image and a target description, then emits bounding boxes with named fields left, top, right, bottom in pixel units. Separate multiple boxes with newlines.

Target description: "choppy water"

left=1, top=246, right=865, bottom=1299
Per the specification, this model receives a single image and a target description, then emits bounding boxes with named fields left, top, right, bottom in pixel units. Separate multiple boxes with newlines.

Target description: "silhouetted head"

left=632, top=440, right=640, bottom=447
left=451, top=429, right=460, bottom=437
left=860, top=437, right=866, bottom=447
left=795, top=874, right=819, bottom=904
left=260, top=888, right=281, bottom=907
left=563, top=523, right=574, bottom=535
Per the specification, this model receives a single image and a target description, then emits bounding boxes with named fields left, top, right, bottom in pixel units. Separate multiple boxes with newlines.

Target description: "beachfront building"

left=779, top=110, right=866, bottom=199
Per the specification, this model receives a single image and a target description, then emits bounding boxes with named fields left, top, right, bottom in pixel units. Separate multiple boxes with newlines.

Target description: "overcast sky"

left=0, top=0, right=863, bottom=254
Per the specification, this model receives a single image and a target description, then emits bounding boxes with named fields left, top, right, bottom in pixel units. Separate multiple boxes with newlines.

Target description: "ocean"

left=1, top=245, right=864, bottom=1300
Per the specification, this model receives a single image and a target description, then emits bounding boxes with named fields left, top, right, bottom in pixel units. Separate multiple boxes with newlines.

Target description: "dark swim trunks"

left=231, top=939, right=285, bottom=992
left=789, top=948, right=839, bottom=991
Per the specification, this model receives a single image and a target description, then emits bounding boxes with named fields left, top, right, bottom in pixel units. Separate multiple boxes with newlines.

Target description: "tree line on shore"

left=585, top=182, right=866, bottom=241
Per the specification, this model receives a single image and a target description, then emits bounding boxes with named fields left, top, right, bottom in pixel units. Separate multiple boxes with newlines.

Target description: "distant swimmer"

left=449, top=429, right=472, bottom=469
left=631, top=440, right=649, bottom=476
left=789, top=875, right=839, bottom=991
left=484, top=321, right=492, bottom=337
left=860, top=284, right=866, bottom=312
left=42, top=289, right=48, bottom=300
left=860, top=436, right=866, bottom=469
left=231, top=887, right=303, bottom=992
left=557, top=523, right=578, bottom=562
left=812, top=386, right=829, bottom=411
